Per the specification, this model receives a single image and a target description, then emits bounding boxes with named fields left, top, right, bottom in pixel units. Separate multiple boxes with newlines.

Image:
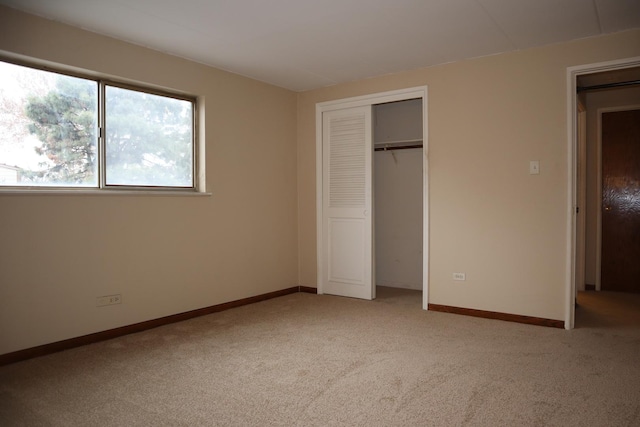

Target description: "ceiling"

left=2, top=0, right=640, bottom=92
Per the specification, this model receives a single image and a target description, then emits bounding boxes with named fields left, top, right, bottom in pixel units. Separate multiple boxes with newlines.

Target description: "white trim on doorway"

left=566, top=56, right=640, bottom=329
left=575, top=106, right=586, bottom=294
left=316, top=86, right=429, bottom=309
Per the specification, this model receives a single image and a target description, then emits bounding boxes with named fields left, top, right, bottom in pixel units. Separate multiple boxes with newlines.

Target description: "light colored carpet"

left=1, top=288, right=639, bottom=426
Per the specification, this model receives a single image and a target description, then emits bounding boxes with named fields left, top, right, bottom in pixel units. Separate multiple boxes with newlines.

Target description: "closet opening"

left=373, top=99, right=423, bottom=305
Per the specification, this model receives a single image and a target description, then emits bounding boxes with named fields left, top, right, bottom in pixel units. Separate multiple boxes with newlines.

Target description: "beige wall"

left=584, top=86, right=640, bottom=285
left=0, top=7, right=298, bottom=355
left=297, top=29, right=640, bottom=321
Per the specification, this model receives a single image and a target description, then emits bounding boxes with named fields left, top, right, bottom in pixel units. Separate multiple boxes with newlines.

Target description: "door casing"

left=316, top=86, right=429, bottom=309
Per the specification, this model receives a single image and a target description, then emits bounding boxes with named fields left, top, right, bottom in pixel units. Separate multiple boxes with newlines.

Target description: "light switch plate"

left=529, top=160, right=540, bottom=175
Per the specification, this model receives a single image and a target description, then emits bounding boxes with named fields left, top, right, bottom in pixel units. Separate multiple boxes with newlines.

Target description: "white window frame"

left=0, top=57, right=203, bottom=195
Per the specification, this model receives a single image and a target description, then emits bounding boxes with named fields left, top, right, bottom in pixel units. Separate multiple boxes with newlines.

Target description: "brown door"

left=601, top=109, right=640, bottom=293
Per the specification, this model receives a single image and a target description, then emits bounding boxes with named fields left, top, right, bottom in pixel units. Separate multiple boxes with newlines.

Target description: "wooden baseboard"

left=1, top=288, right=565, bottom=365
left=428, top=303, right=564, bottom=329
left=0, top=286, right=303, bottom=366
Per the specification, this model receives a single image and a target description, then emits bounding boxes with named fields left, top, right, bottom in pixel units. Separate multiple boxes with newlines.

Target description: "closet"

left=317, top=86, right=428, bottom=305
left=373, top=99, right=423, bottom=291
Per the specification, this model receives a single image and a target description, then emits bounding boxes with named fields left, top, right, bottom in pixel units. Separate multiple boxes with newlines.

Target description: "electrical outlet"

left=96, top=294, right=122, bottom=307
left=453, top=273, right=466, bottom=281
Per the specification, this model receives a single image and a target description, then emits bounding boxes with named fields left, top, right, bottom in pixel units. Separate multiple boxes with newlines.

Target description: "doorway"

left=316, top=86, right=429, bottom=309
left=373, top=99, right=423, bottom=300
left=567, top=57, right=640, bottom=328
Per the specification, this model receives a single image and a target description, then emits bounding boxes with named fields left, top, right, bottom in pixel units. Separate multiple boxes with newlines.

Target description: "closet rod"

left=374, top=144, right=423, bottom=152
left=577, top=79, right=640, bottom=92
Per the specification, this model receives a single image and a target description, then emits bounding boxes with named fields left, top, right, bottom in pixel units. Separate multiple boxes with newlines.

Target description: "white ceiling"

left=2, top=0, right=640, bottom=92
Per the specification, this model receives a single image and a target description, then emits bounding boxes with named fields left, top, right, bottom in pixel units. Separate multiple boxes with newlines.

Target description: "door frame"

left=566, top=56, right=640, bottom=329
left=596, top=105, right=640, bottom=291
left=316, top=86, right=429, bottom=309
left=575, top=103, right=586, bottom=294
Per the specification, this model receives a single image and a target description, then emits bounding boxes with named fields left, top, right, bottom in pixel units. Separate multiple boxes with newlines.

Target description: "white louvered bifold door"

left=322, top=106, right=374, bottom=300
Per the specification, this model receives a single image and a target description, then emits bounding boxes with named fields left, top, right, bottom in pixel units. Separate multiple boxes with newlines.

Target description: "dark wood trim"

left=2, top=289, right=566, bottom=366
left=0, top=286, right=300, bottom=366
left=428, top=304, right=564, bottom=329
left=585, top=284, right=596, bottom=291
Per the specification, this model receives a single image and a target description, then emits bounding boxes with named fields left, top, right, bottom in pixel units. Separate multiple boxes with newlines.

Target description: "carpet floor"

left=1, top=288, right=639, bottom=426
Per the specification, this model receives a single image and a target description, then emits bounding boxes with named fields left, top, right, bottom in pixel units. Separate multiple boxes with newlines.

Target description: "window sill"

left=0, top=189, right=212, bottom=197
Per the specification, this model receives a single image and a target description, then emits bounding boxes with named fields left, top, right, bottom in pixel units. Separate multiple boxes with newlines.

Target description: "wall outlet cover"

left=96, top=294, right=122, bottom=307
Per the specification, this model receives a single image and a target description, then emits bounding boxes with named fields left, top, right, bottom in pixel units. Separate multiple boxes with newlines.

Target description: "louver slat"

left=329, top=115, right=366, bottom=208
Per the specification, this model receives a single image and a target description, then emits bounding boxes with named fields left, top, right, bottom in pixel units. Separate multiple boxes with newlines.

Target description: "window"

left=0, top=60, right=195, bottom=190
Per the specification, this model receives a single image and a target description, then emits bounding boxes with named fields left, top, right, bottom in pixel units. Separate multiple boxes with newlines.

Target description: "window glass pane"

left=0, top=61, right=98, bottom=186
left=105, top=86, right=193, bottom=187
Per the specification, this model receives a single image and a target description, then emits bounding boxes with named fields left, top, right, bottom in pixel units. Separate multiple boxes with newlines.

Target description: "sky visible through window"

left=0, top=61, right=56, bottom=174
